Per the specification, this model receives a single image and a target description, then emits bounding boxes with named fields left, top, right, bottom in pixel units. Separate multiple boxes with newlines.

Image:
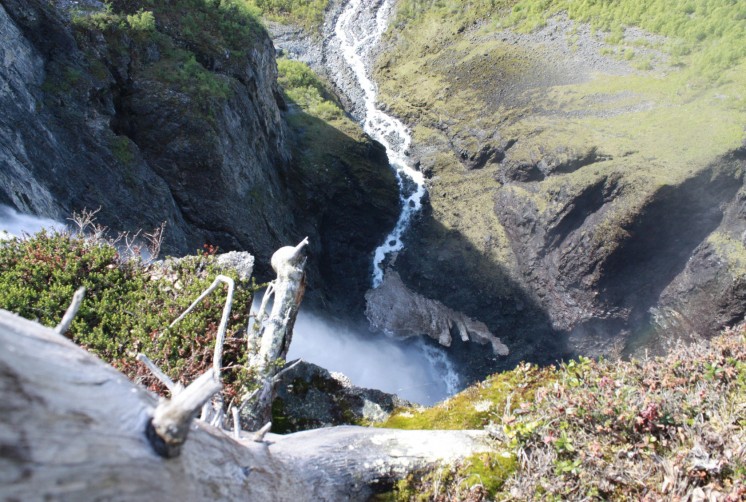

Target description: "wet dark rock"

left=273, top=361, right=411, bottom=433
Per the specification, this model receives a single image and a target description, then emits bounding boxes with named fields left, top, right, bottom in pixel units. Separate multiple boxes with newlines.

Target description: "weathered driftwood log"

left=0, top=310, right=492, bottom=501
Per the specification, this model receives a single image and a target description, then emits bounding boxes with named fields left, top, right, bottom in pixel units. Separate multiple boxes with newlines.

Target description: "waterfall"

left=0, top=205, right=65, bottom=238
left=301, top=0, right=463, bottom=401
left=333, top=0, right=427, bottom=288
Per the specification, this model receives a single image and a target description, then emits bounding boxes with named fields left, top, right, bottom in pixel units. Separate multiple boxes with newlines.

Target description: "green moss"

left=110, top=135, right=136, bottom=166
left=708, top=231, right=746, bottom=278
left=381, top=362, right=554, bottom=430
left=460, top=452, right=518, bottom=497
left=379, top=451, right=517, bottom=501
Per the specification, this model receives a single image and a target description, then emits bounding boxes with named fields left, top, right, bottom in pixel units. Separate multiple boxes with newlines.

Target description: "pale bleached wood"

left=0, top=310, right=492, bottom=502
left=54, top=286, right=85, bottom=335
left=252, top=422, right=272, bottom=443
left=168, top=274, right=235, bottom=382
left=136, top=353, right=183, bottom=395
left=0, top=310, right=296, bottom=501
left=242, top=239, right=309, bottom=430
left=232, top=407, right=241, bottom=440
left=149, top=369, right=222, bottom=458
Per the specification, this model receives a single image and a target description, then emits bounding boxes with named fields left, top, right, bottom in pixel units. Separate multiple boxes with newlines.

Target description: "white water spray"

left=287, top=311, right=458, bottom=405
left=0, top=205, right=65, bottom=238
left=334, top=0, right=427, bottom=288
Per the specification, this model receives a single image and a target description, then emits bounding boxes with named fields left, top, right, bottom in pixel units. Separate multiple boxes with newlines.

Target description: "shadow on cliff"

left=600, top=166, right=741, bottom=319
left=393, top=202, right=573, bottom=384
left=598, top=160, right=744, bottom=355
left=277, top=100, right=400, bottom=319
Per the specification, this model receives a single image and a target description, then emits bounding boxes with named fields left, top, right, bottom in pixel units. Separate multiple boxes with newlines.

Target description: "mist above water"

left=0, top=205, right=463, bottom=405
left=0, top=205, right=65, bottom=237
left=287, top=310, right=460, bottom=405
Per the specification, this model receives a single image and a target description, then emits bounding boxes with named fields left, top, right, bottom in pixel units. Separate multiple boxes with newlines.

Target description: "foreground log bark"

left=0, top=310, right=492, bottom=501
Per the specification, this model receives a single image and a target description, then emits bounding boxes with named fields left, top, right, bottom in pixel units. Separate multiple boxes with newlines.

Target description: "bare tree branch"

left=168, top=275, right=235, bottom=382
left=148, top=369, right=222, bottom=459
left=252, top=422, right=272, bottom=443
left=143, top=221, right=166, bottom=262
left=232, top=407, right=242, bottom=440
left=68, top=207, right=101, bottom=234
left=54, top=287, right=86, bottom=335
left=136, top=353, right=183, bottom=396
left=272, top=358, right=303, bottom=383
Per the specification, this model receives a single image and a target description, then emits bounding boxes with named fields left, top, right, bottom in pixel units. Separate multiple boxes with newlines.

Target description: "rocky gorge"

left=0, top=0, right=398, bottom=317
left=372, top=7, right=746, bottom=374
left=2, top=1, right=746, bottom=499
left=269, top=0, right=746, bottom=383
left=2, top=0, right=746, bottom=396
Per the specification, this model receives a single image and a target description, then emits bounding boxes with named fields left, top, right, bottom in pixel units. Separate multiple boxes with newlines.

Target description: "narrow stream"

left=333, top=0, right=427, bottom=288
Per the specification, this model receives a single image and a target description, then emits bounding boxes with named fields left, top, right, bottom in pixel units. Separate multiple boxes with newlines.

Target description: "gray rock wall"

left=0, top=0, right=398, bottom=306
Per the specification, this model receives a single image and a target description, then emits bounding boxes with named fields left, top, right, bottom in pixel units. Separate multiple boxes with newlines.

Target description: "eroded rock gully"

left=401, top=150, right=746, bottom=373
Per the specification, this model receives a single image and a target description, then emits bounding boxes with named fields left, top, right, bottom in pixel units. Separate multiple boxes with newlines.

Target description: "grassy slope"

left=375, top=0, right=746, bottom=276
left=277, top=57, right=384, bottom=185
left=377, top=327, right=746, bottom=500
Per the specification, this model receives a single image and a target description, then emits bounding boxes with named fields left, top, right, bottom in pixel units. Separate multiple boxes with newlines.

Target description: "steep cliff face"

left=0, top=0, right=398, bottom=304
left=0, top=0, right=187, bottom=242
left=0, top=0, right=293, bottom=262
left=369, top=4, right=746, bottom=375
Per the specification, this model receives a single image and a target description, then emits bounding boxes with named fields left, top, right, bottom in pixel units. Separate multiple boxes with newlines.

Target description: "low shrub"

left=0, top=230, right=257, bottom=402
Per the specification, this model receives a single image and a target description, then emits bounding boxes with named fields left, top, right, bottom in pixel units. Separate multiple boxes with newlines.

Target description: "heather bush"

left=0, top=231, right=258, bottom=402
left=382, top=328, right=746, bottom=500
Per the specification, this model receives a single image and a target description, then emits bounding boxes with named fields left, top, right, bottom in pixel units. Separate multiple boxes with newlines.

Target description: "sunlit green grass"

left=394, top=0, right=746, bottom=79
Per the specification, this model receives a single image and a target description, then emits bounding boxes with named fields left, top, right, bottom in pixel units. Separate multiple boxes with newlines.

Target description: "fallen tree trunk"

left=0, top=310, right=492, bottom=501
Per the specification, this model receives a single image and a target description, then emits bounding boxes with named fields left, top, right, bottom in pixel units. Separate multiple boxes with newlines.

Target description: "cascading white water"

left=318, top=0, right=462, bottom=399
left=334, top=0, right=427, bottom=288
